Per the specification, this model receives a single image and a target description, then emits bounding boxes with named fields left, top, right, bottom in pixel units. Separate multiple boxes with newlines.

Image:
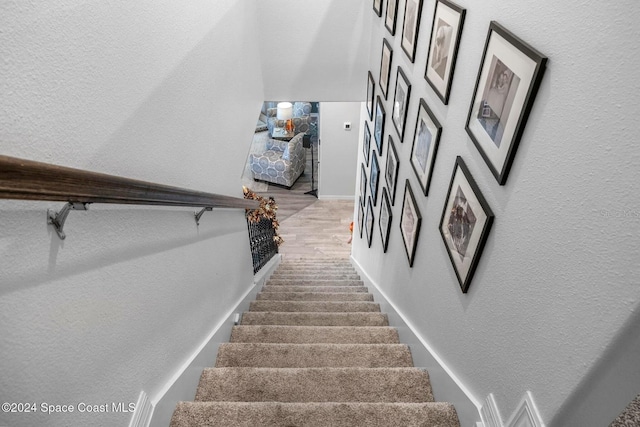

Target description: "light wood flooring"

left=255, top=146, right=355, bottom=261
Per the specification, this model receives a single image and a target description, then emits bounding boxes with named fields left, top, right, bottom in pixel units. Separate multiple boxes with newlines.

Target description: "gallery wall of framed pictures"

left=358, top=0, right=547, bottom=293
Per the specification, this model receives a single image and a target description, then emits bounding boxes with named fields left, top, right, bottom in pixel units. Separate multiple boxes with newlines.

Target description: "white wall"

left=0, top=1, right=264, bottom=426
left=352, top=0, right=640, bottom=425
left=256, top=0, right=370, bottom=102
left=318, top=102, right=362, bottom=198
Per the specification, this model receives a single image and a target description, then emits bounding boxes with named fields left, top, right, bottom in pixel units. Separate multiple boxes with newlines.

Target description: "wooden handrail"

left=0, top=155, right=259, bottom=210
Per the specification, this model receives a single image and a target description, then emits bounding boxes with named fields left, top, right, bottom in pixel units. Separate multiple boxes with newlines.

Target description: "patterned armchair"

left=249, top=133, right=306, bottom=188
left=266, top=102, right=312, bottom=137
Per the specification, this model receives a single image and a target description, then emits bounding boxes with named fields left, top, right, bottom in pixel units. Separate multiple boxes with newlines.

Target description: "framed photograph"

left=365, top=196, right=375, bottom=247
left=363, top=121, right=371, bottom=166
left=401, top=0, right=424, bottom=63
left=360, top=163, right=368, bottom=201
left=385, top=135, right=400, bottom=205
left=392, top=67, right=411, bottom=141
left=374, top=96, right=386, bottom=153
left=424, top=0, right=466, bottom=105
left=465, top=21, right=548, bottom=185
left=410, top=99, right=442, bottom=196
left=373, top=0, right=383, bottom=17
left=439, top=156, right=494, bottom=293
left=379, top=187, right=393, bottom=252
left=400, top=180, right=422, bottom=267
left=370, top=151, right=380, bottom=206
left=379, top=39, right=393, bottom=99
left=385, top=0, right=399, bottom=35
left=367, top=71, right=375, bottom=120
left=358, top=196, right=365, bottom=238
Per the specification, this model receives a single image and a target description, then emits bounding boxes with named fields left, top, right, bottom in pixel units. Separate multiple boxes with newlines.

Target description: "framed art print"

left=410, top=98, right=442, bottom=196
left=385, top=135, right=400, bottom=205
left=374, top=96, right=386, bottom=153
left=385, top=0, right=399, bottom=35
left=400, top=180, right=422, bottom=267
left=367, top=71, right=375, bottom=120
left=366, top=196, right=375, bottom=247
left=439, top=156, right=494, bottom=293
left=424, top=0, right=466, bottom=105
left=401, top=0, right=424, bottom=63
left=370, top=151, right=380, bottom=206
left=360, top=163, right=368, bottom=201
left=379, top=39, right=393, bottom=99
left=358, top=196, right=365, bottom=238
left=373, top=0, right=383, bottom=17
left=392, top=67, right=411, bottom=142
left=363, top=121, right=371, bottom=167
left=379, top=187, right=393, bottom=253
left=465, top=21, right=548, bottom=185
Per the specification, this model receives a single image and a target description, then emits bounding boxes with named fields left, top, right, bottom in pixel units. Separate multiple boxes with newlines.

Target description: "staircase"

left=170, top=258, right=460, bottom=426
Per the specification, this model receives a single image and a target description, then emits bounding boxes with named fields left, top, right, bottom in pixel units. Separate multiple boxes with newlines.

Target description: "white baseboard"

left=351, top=256, right=482, bottom=427
left=505, top=392, right=545, bottom=427
left=481, top=393, right=504, bottom=427
left=317, top=195, right=355, bottom=200
left=145, top=255, right=281, bottom=427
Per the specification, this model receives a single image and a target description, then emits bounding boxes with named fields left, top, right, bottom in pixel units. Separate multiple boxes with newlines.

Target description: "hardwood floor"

left=255, top=145, right=355, bottom=261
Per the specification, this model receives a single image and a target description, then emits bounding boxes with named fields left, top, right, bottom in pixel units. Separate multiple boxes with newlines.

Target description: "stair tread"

left=240, top=311, right=389, bottom=326
left=215, top=343, right=413, bottom=368
left=266, top=279, right=364, bottom=286
left=249, top=301, right=380, bottom=312
left=261, top=285, right=368, bottom=293
left=256, top=292, right=373, bottom=301
left=230, top=325, right=400, bottom=344
left=171, top=401, right=460, bottom=427
left=194, top=367, right=434, bottom=403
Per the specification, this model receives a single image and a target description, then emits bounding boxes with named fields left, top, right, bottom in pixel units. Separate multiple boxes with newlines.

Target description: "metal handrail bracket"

left=47, top=202, right=90, bottom=240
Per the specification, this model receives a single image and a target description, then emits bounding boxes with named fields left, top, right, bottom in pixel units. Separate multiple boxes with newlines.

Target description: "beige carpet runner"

left=170, top=259, right=460, bottom=426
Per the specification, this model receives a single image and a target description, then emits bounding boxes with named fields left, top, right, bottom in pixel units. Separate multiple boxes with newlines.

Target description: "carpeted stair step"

left=249, top=300, right=380, bottom=312
left=267, top=279, right=364, bottom=286
left=171, top=401, right=460, bottom=427
left=261, top=285, right=368, bottom=293
left=230, top=325, right=400, bottom=344
left=194, top=367, right=433, bottom=402
left=271, top=272, right=361, bottom=280
left=214, top=343, right=413, bottom=368
left=256, top=291, right=373, bottom=301
left=240, top=311, right=389, bottom=326
left=274, top=266, right=357, bottom=272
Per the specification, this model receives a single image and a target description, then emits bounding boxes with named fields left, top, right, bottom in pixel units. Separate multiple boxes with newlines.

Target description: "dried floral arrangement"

left=243, top=186, right=284, bottom=246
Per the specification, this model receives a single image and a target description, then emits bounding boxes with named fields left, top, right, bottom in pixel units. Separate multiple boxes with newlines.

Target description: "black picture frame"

left=439, top=156, right=494, bottom=293
left=367, top=71, right=375, bottom=120
left=400, top=180, right=422, bottom=267
left=370, top=151, right=380, bottom=206
left=392, top=66, right=412, bottom=142
left=363, top=121, right=371, bottom=167
left=465, top=21, right=548, bottom=185
left=379, top=39, right=393, bottom=99
left=373, top=0, right=383, bottom=17
left=410, top=98, right=442, bottom=196
left=360, top=163, right=368, bottom=201
left=385, top=135, right=400, bottom=205
left=400, top=0, right=424, bottom=63
left=358, top=196, right=365, bottom=238
left=366, top=196, right=375, bottom=247
left=424, top=0, right=466, bottom=105
left=385, top=0, right=399, bottom=35
left=379, top=187, right=393, bottom=253
left=374, top=96, right=386, bottom=153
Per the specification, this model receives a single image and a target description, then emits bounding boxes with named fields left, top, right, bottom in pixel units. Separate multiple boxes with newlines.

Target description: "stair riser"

left=171, top=402, right=460, bottom=427
left=270, top=274, right=361, bottom=280
left=261, top=285, right=368, bottom=293
left=195, top=367, right=433, bottom=403
left=240, top=312, right=389, bottom=327
left=215, top=343, right=413, bottom=368
left=230, top=326, right=400, bottom=344
left=267, top=280, right=364, bottom=287
left=249, top=301, right=380, bottom=312
left=256, top=292, right=373, bottom=302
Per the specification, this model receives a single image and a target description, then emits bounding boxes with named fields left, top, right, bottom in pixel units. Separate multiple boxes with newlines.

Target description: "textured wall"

left=256, top=0, right=370, bottom=102
left=0, top=1, right=263, bottom=426
left=351, top=0, right=640, bottom=425
left=318, top=102, right=362, bottom=198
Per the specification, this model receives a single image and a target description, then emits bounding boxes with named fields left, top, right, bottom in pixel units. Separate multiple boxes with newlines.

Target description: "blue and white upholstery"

left=249, top=133, right=306, bottom=188
left=266, top=102, right=312, bottom=137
